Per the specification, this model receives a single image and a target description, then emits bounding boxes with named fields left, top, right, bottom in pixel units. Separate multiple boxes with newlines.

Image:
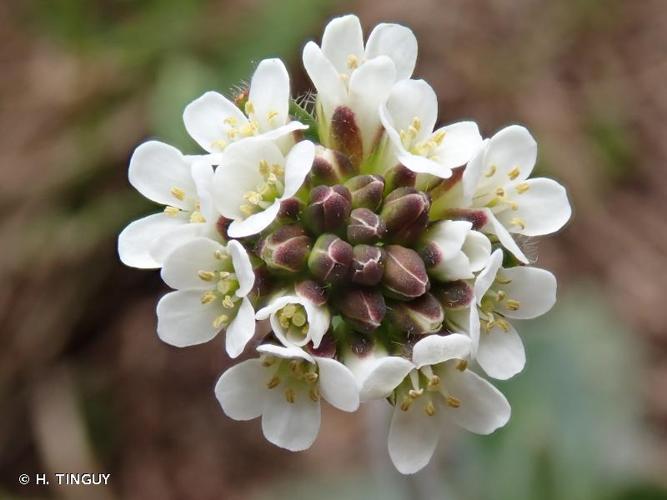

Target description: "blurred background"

left=1, top=0, right=666, bottom=498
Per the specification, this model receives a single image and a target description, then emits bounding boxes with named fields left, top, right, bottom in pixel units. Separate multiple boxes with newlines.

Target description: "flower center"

left=276, top=303, right=310, bottom=342
left=394, top=363, right=466, bottom=417
left=198, top=249, right=242, bottom=328
left=474, top=167, right=531, bottom=230
left=163, top=187, right=206, bottom=223
left=479, top=274, right=520, bottom=332
left=240, top=159, right=285, bottom=216
left=261, top=356, right=320, bottom=404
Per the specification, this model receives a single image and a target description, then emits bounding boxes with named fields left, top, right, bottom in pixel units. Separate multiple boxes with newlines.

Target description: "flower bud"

left=336, top=288, right=386, bottom=334
left=351, top=245, right=385, bottom=286
left=303, top=185, right=352, bottom=234
left=258, top=225, right=311, bottom=273
left=330, top=106, right=363, bottom=168
left=277, top=197, right=304, bottom=223
left=307, top=234, right=353, bottom=284
left=347, top=208, right=386, bottom=245
left=382, top=245, right=430, bottom=300
left=437, top=208, right=489, bottom=231
left=344, top=175, right=384, bottom=210
left=295, top=279, right=328, bottom=306
left=389, top=293, right=444, bottom=336
left=380, top=187, right=430, bottom=244
left=309, top=145, right=356, bottom=185
left=434, top=280, right=474, bottom=309
left=383, top=164, right=416, bottom=193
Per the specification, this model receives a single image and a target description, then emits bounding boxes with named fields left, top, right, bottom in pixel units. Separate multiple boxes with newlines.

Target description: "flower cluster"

left=118, top=14, right=571, bottom=474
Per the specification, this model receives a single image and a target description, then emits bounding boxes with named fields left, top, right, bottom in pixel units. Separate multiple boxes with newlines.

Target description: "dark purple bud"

left=438, top=208, right=489, bottom=231
left=347, top=208, right=386, bottom=245
left=308, top=234, right=353, bottom=284
left=383, top=164, right=416, bottom=193
left=310, top=145, right=356, bottom=185
left=305, top=331, right=337, bottom=358
left=258, top=225, right=311, bottom=273
left=382, top=245, right=430, bottom=300
left=295, top=279, right=328, bottom=306
left=434, top=280, right=474, bottom=309
left=389, top=293, right=444, bottom=336
left=380, top=187, right=430, bottom=244
left=345, top=174, right=385, bottom=210
left=303, top=184, right=352, bottom=234
left=277, top=197, right=304, bottom=222
left=336, top=288, right=386, bottom=334
left=330, top=106, right=363, bottom=168
left=351, top=245, right=385, bottom=286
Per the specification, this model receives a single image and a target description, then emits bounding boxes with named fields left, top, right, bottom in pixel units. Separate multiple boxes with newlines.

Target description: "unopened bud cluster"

left=119, top=14, right=571, bottom=475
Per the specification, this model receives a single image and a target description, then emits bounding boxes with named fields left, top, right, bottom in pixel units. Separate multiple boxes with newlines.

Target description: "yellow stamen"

left=224, top=116, right=238, bottom=126
left=346, top=54, right=359, bottom=69
left=170, top=187, right=186, bottom=201
left=427, top=375, right=441, bottom=389
left=425, top=401, right=436, bottom=416
left=292, top=311, right=306, bottom=327
left=266, top=110, right=278, bottom=122
left=408, top=388, right=423, bottom=399
left=222, top=295, right=235, bottom=309
left=244, top=101, right=255, bottom=115
left=510, top=217, right=526, bottom=230
left=211, top=139, right=227, bottom=150
left=456, top=359, right=468, bottom=372
left=212, top=314, right=229, bottom=329
left=309, top=388, right=320, bottom=402
left=164, top=206, right=180, bottom=217
left=304, top=372, right=318, bottom=383
left=506, top=299, right=521, bottom=311
left=516, top=182, right=530, bottom=194
left=190, top=211, right=206, bottom=223
left=508, top=166, right=520, bottom=180
left=198, top=270, right=216, bottom=281
left=284, top=388, right=296, bottom=403
left=200, top=291, right=217, bottom=304
left=400, top=397, right=413, bottom=411
left=267, top=376, right=280, bottom=389
left=485, top=165, right=497, bottom=177
left=495, top=187, right=505, bottom=197
left=446, top=396, right=461, bottom=408
left=431, top=130, right=446, bottom=145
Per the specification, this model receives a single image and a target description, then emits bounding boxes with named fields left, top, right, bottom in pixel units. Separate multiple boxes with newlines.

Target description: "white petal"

left=482, top=125, right=537, bottom=185
left=249, top=58, right=290, bottom=132
left=227, top=202, right=280, bottom=238
left=128, top=141, right=196, bottom=208
left=257, top=343, right=314, bottom=363
left=495, top=266, right=557, bottom=319
left=183, top=91, right=248, bottom=153
left=359, top=357, right=414, bottom=401
left=259, top=121, right=309, bottom=141
left=149, top=222, right=208, bottom=265
left=315, top=356, right=360, bottom=412
left=463, top=230, right=492, bottom=273
left=156, top=290, right=220, bottom=347
left=190, top=160, right=218, bottom=222
left=228, top=240, right=255, bottom=297
left=282, top=140, right=315, bottom=198
left=388, top=404, right=440, bottom=475
left=398, top=152, right=452, bottom=178
left=468, top=304, right=481, bottom=354
left=225, top=297, right=256, bottom=358
left=321, top=14, right=364, bottom=75
left=118, top=213, right=186, bottom=269
left=160, top=237, right=224, bottom=290
left=477, top=322, right=526, bottom=380
left=261, top=386, right=321, bottom=451
left=383, top=79, right=438, bottom=144
left=461, top=144, right=486, bottom=204
left=441, top=369, right=511, bottom=434
left=215, top=359, right=266, bottom=421
left=303, top=302, right=330, bottom=348
left=474, top=248, right=503, bottom=303
left=348, top=56, right=397, bottom=154
left=482, top=210, right=529, bottom=263
left=431, top=121, right=483, bottom=170
left=497, top=178, right=572, bottom=236
left=302, top=42, right=346, bottom=116
left=412, top=333, right=471, bottom=368
left=365, top=23, right=418, bottom=80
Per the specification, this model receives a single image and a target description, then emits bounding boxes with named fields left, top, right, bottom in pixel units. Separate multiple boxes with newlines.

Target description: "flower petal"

left=397, top=152, right=452, bottom=178
left=228, top=240, right=255, bottom=297
left=183, top=91, right=248, bottom=153
left=227, top=202, right=280, bottom=238
left=497, top=177, right=572, bottom=236
left=249, top=58, right=290, bottom=132
left=259, top=121, right=309, bottom=142
left=431, top=121, right=483, bottom=170
left=315, top=356, right=360, bottom=412
left=473, top=248, right=503, bottom=304
left=190, top=160, right=218, bottom=222
left=321, top=14, right=364, bottom=75
left=359, top=356, right=414, bottom=401
left=388, top=404, right=440, bottom=475
left=441, top=369, right=511, bottom=434
left=149, top=221, right=208, bottom=265
left=365, top=23, right=417, bottom=80
left=261, top=386, right=321, bottom=451
left=463, top=230, right=492, bottom=273
left=477, top=322, right=526, bottom=380
left=215, top=359, right=266, bottom=421
left=482, top=210, right=529, bottom=264
left=495, top=266, right=557, bottom=319
left=302, top=41, right=346, bottom=116
left=383, top=79, right=438, bottom=144
left=128, top=141, right=196, bottom=208
left=118, top=212, right=187, bottom=269
left=225, top=297, right=256, bottom=358
left=160, top=237, right=224, bottom=290
left=412, top=333, right=471, bottom=368
left=256, top=343, right=314, bottom=363
left=302, top=302, right=330, bottom=348
left=481, top=125, right=537, bottom=186
left=282, top=140, right=315, bottom=198
left=156, top=290, right=220, bottom=347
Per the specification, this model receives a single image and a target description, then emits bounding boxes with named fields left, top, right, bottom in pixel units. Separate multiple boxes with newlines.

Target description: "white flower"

left=212, top=138, right=315, bottom=238
left=380, top=79, right=482, bottom=178
left=462, top=125, right=572, bottom=263
left=421, top=220, right=491, bottom=281
left=183, top=59, right=307, bottom=154
left=156, top=237, right=256, bottom=358
left=464, top=248, right=556, bottom=380
left=215, top=343, right=359, bottom=451
left=303, top=14, right=417, bottom=157
left=255, top=293, right=330, bottom=349
left=359, top=334, right=510, bottom=474
left=118, top=141, right=221, bottom=269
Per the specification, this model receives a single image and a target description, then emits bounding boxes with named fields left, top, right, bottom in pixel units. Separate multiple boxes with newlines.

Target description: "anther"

left=516, top=182, right=530, bottom=194
left=408, top=388, right=423, bottom=399
left=508, top=166, right=520, bottom=180
left=214, top=250, right=227, bottom=260
left=244, top=101, right=255, bottom=116
left=346, top=54, right=359, bottom=69
left=170, top=187, right=186, bottom=201
left=190, top=211, right=206, bottom=223
left=505, top=299, right=521, bottom=311
left=485, top=165, right=497, bottom=177
left=198, top=270, right=216, bottom=281
left=284, top=388, right=296, bottom=403
left=400, top=397, right=413, bottom=411
left=201, top=292, right=217, bottom=304
left=261, top=356, right=276, bottom=367
left=212, top=314, right=229, bottom=329
left=309, top=388, right=320, bottom=402
left=446, top=396, right=461, bottom=408
left=427, top=375, right=441, bottom=389
left=164, top=206, right=180, bottom=217
left=267, top=376, right=280, bottom=389
left=495, top=187, right=505, bottom=197
left=266, top=110, right=278, bottom=122
left=222, top=295, right=235, bottom=309
left=224, top=116, right=238, bottom=126
left=425, top=401, right=436, bottom=416
left=211, top=139, right=227, bottom=150
left=456, top=359, right=468, bottom=372
left=304, top=372, right=318, bottom=383
left=510, top=217, right=526, bottom=230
